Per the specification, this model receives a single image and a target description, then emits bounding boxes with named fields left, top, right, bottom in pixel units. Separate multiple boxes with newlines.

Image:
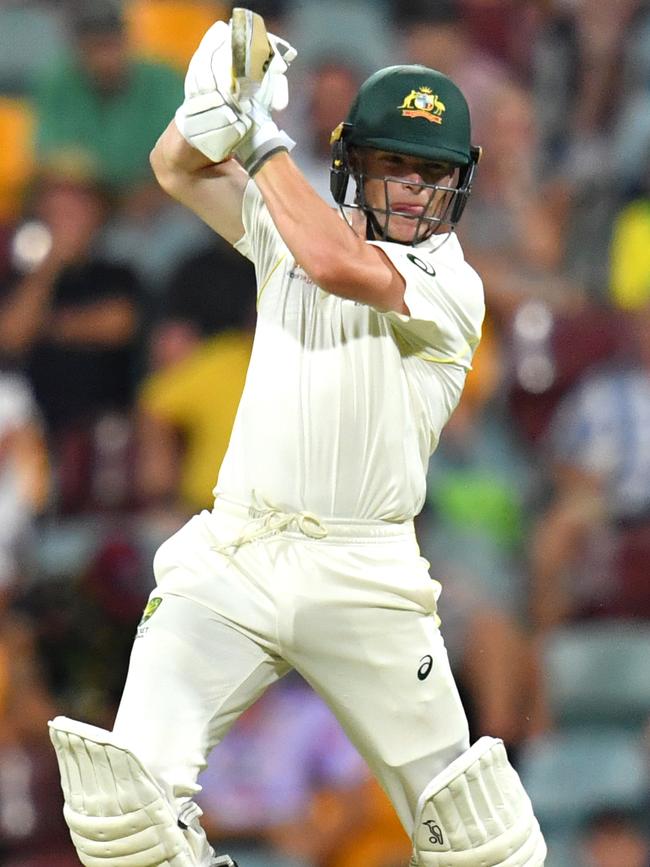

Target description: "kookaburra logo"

left=398, top=87, right=446, bottom=124
left=423, top=820, right=444, bottom=846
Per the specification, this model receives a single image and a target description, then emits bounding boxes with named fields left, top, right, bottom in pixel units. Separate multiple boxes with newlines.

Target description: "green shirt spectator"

left=33, top=0, right=182, bottom=193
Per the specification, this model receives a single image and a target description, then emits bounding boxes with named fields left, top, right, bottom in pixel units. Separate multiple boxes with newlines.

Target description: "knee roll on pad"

left=411, top=737, right=547, bottom=867
left=49, top=715, right=202, bottom=867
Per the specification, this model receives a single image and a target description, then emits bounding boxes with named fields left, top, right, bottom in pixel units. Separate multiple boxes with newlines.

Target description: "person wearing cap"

left=48, top=9, right=546, bottom=867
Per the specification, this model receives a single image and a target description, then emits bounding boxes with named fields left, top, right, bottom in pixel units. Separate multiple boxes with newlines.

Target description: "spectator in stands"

left=609, top=154, right=650, bottom=311
left=0, top=166, right=142, bottom=513
left=291, top=58, right=364, bottom=203
left=530, top=0, right=647, bottom=297
left=531, top=0, right=642, bottom=178
left=0, top=370, right=48, bottom=594
left=152, top=236, right=257, bottom=363
left=32, top=0, right=210, bottom=293
left=135, top=239, right=257, bottom=515
left=607, top=4, right=650, bottom=194
left=577, top=808, right=650, bottom=867
left=33, top=0, right=181, bottom=197
left=197, top=673, right=369, bottom=867
left=529, top=301, right=650, bottom=631
left=0, top=584, right=77, bottom=867
left=136, top=327, right=254, bottom=515
left=458, top=77, right=583, bottom=320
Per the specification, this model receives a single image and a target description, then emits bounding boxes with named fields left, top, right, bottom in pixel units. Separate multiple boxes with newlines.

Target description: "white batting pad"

left=49, top=716, right=201, bottom=867
left=412, top=737, right=547, bottom=866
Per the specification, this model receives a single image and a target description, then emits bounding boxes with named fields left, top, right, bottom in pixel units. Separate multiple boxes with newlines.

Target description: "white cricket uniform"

left=217, top=183, right=483, bottom=520
left=113, top=181, right=485, bottom=844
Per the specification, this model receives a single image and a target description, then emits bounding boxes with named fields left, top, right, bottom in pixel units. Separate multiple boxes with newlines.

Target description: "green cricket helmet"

left=330, top=64, right=481, bottom=244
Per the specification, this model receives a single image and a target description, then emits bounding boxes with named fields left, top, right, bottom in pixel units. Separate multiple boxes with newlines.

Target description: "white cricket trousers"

left=113, top=498, right=470, bottom=835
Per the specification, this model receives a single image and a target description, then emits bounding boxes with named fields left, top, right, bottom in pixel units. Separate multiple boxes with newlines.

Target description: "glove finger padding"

left=184, top=19, right=233, bottom=100
left=175, top=93, right=251, bottom=163
left=241, top=33, right=296, bottom=111
left=176, top=17, right=252, bottom=162
left=260, top=34, right=297, bottom=111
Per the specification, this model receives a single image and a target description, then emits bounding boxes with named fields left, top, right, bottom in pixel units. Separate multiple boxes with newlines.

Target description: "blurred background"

left=0, top=0, right=649, bottom=865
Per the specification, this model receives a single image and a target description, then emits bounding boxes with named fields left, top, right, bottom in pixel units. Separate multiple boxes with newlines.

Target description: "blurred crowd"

left=0, top=1, right=649, bottom=866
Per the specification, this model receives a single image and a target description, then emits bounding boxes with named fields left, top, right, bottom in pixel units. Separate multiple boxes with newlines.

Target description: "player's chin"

left=388, top=214, right=422, bottom=243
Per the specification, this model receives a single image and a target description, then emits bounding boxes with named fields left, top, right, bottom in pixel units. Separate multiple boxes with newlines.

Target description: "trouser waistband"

left=212, top=494, right=416, bottom=544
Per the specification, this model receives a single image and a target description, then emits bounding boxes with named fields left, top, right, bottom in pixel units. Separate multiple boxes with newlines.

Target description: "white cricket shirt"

left=213, top=182, right=484, bottom=522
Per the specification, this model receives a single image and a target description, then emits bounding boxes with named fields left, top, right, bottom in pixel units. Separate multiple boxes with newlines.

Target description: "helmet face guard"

left=329, top=64, right=481, bottom=245
left=330, top=125, right=481, bottom=244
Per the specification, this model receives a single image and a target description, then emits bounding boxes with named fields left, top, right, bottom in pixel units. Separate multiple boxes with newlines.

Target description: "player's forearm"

left=150, top=120, right=241, bottom=206
left=255, top=152, right=404, bottom=310
left=151, top=119, right=219, bottom=184
left=151, top=120, right=248, bottom=245
left=255, top=153, right=358, bottom=267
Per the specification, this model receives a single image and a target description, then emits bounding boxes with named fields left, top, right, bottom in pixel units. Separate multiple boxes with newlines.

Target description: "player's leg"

left=49, top=714, right=238, bottom=867
left=285, top=531, right=546, bottom=866
left=287, top=560, right=470, bottom=830
left=408, top=735, right=547, bottom=866
left=51, top=593, right=289, bottom=867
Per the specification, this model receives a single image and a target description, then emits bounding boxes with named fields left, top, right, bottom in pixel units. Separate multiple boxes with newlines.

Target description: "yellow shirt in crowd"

left=140, top=330, right=252, bottom=511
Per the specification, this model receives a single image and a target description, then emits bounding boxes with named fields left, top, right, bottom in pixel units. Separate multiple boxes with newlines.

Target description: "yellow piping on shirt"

left=393, top=328, right=474, bottom=367
left=414, top=349, right=472, bottom=365
left=256, top=254, right=287, bottom=307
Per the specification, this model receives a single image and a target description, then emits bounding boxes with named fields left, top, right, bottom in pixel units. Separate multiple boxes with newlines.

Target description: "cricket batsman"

left=48, top=7, right=547, bottom=866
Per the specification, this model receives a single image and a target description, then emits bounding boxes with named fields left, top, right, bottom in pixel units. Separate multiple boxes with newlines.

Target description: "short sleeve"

left=234, top=181, right=288, bottom=294
left=370, top=239, right=485, bottom=370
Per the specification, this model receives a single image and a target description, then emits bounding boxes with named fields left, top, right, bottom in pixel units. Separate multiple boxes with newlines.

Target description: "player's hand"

left=230, top=8, right=297, bottom=175
left=175, top=19, right=252, bottom=163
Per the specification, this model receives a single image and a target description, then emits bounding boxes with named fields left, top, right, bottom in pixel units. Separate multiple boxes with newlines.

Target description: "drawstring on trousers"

left=212, top=492, right=328, bottom=555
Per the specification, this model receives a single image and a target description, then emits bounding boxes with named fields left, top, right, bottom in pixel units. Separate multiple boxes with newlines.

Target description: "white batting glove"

left=175, top=19, right=251, bottom=163
left=235, top=99, right=296, bottom=176
left=230, top=8, right=298, bottom=175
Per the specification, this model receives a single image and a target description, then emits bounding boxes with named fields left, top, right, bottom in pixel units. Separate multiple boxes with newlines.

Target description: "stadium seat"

left=518, top=728, right=649, bottom=833
left=0, top=97, right=36, bottom=221
left=0, top=4, right=68, bottom=94
left=125, top=0, right=228, bottom=71
left=542, top=621, right=650, bottom=728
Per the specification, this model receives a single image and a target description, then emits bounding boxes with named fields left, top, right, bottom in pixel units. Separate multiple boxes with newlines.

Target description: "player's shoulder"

left=372, top=233, right=483, bottom=294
